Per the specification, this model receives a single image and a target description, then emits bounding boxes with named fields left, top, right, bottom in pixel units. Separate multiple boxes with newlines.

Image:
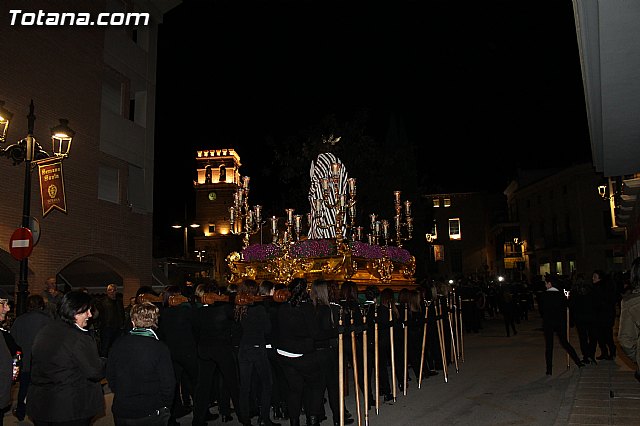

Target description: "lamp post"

left=172, top=223, right=200, bottom=259
left=0, top=100, right=75, bottom=316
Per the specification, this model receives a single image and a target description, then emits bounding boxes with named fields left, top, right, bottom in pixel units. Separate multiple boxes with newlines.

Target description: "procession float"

left=226, top=144, right=417, bottom=291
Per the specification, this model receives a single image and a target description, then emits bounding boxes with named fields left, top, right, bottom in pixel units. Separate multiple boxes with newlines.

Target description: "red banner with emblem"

left=38, top=160, right=67, bottom=217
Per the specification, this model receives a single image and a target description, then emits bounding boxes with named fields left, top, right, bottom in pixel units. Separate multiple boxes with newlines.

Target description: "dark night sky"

left=153, top=0, right=592, bottom=253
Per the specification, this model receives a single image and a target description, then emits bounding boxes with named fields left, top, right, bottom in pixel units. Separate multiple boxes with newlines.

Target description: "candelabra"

left=393, top=190, right=413, bottom=247
left=309, top=162, right=357, bottom=244
left=269, top=208, right=304, bottom=245
left=229, top=176, right=263, bottom=249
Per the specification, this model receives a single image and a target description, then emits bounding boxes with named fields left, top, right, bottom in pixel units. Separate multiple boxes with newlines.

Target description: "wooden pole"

left=339, top=312, right=345, bottom=426
left=436, top=300, right=449, bottom=383
left=363, top=313, right=369, bottom=426
left=447, top=299, right=460, bottom=373
left=351, top=315, right=362, bottom=426
left=374, top=308, right=379, bottom=415
left=458, top=295, right=465, bottom=363
left=418, top=300, right=429, bottom=389
left=403, top=304, right=408, bottom=396
left=389, top=303, right=397, bottom=402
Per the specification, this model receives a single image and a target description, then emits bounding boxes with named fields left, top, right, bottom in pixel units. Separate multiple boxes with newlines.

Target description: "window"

left=127, top=164, right=145, bottom=210
left=98, top=166, right=119, bottom=204
left=448, top=218, right=461, bottom=240
left=444, top=198, right=451, bottom=207
left=433, top=198, right=440, bottom=208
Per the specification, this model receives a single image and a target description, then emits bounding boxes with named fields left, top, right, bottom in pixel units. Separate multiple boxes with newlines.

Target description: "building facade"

left=504, top=163, right=625, bottom=281
left=0, top=0, right=178, bottom=302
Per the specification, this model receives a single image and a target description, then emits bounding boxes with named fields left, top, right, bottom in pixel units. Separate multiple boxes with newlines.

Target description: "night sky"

left=153, top=1, right=592, bottom=255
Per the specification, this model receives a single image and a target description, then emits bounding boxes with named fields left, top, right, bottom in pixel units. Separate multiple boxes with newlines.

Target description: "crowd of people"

left=0, top=260, right=638, bottom=426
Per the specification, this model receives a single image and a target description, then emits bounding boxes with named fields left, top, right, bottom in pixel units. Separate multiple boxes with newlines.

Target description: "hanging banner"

left=433, top=244, right=444, bottom=261
left=38, top=160, right=67, bottom=217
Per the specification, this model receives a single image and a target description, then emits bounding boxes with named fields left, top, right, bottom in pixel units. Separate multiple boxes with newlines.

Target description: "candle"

left=340, top=194, right=347, bottom=209
left=369, top=213, right=377, bottom=224
left=229, top=206, right=235, bottom=222
left=374, top=221, right=381, bottom=236
left=331, top=163, right=341, bottom=178
left=368, top=234, right=374, bottom=245
left=404, top=200, right=412, bottom=216
left=356, top=226, right=363, bottom=241
left=394, top=190, right=401, bottom=205
left=294, top=215, right=302, bottom=233
left=271, top=216, right=278, bottom=234
left=395, top=215, right=401, bottom=229
left=243, top=176, right=250, bottom=190
left=254, top=205, right=262, bottom=223
left=286, top=208, right=294, bottom=224
left=320, top=178, right=329, bottom=192
left=348, top=178, right=357, bottom=195
left=237, top=189, right=244, bottom=205
left=382, top=220, right=389, bottom=239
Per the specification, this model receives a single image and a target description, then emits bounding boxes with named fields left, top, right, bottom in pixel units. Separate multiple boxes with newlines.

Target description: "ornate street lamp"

left=0, top=100, right=75, bottom=315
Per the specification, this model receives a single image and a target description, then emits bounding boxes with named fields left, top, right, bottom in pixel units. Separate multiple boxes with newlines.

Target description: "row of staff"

left=337, top=291, right=466, bottom=426
left=139, top=287, right=466, bottom=426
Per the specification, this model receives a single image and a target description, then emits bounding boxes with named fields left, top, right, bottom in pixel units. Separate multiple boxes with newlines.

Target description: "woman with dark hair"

left=107, top=302, right=175, bottom=425
left=618, top=257, right=640, bottom=382
left=236, top=279, right=278, bottom=426
left=570, top=273, right=597, bottom=364
left=277, top=278, right=323, bottom=426
left=158, top=285, right=199, bottom=425
left=27, top=290, right=106, bottom=425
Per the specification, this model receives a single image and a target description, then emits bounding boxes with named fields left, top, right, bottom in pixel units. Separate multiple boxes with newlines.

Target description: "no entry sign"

left=9, top=227, right=33, bottom=261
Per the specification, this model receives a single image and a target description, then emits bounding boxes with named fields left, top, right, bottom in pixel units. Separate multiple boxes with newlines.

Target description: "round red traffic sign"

left=9, top=227, right=33, bottom=261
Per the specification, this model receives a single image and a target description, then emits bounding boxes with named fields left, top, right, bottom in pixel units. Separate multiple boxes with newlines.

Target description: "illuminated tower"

left=193, top=149, right=243, bottom=281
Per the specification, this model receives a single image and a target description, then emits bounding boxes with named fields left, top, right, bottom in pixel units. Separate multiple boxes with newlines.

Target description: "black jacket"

left=10, top=309, right=53, bottom=372
left=27, top=320, right=105, bottom=422
left=277, top=301, right=318, bottom=355
left=541, top=288, right=567, bottom=327
left=106, top=331, right=175, bottom=419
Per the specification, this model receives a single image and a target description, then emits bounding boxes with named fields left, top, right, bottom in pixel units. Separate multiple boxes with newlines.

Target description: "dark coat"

left=277, top=301, right=318, bottom=355
left=10, top=309, right=53, bottom=372
left=106, top=331, right=175, bottom=419
left=157, top=303, right=198, bottom=358
left=27, top=320, right=105, bottom=422
left=0, top=336, right=11, bottom=410
left=541, top=288, right=568, bottom=328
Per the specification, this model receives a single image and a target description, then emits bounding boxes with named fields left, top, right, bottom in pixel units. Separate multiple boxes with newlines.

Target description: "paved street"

left=4, top=310, right=638, bottom=426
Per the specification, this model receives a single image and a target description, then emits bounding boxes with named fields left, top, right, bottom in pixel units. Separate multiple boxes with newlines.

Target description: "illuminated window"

left=448, top=218, right=461, bottom=240
left=433, top=198, right=440, bottom=208
left=444, top=198, right=451, bottom=207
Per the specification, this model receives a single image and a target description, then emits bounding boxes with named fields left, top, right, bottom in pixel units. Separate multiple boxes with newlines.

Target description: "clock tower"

left=193, top=149, right=244, bottom=281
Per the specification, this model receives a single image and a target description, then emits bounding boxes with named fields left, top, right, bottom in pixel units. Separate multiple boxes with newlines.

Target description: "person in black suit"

left=277, top=278, right=323, bottom=426
left=192, top=284, right=247, bottom=426
left=541, top=276, right=584, bottom=375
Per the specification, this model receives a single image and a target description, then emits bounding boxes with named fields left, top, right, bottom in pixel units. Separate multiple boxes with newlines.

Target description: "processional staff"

left=418, top=299, right=430, bottom=389
left=388, top=303, right=397, bottom=402
left=452, top=290, right=461, bottom=361
left=446, top=297, right=460, bottom=373
left=338, top=308, right=345, bottom=426
left=403, top=303, right=408, bottom=396
left=564, top=289, right=570, bottom=369
left=362, top=310, right=369, bottom=426
left=374, top=307, right=380, bottom=415
left=350, top=312, right=362, bottom=426
left=435, top=298, right=449, bottom=383
left=458, top=294, right=465, bottom=362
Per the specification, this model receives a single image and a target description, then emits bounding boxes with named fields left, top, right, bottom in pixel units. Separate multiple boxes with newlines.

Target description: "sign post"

left=9, top=227, right=33, bottom=261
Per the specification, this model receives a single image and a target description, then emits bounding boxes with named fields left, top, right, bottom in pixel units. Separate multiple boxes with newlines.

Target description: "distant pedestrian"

left=41, top=277, right=63, bottom=319
left=569, top=274, right=597, bottom=364
left=618, top=257, right=640, bottom=383
left=593, top=270, right=617, bottom=360
left=498, top=283, right=518, bottom=337
left=540, top=276, right=584, bottom=375
left=98, top=283, right=126, bottom=357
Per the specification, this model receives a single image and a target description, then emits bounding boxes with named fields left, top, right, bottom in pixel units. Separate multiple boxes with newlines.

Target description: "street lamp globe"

left=0, top=101, right=13, bottom=142
left=50, top=119, right=75, bottom=157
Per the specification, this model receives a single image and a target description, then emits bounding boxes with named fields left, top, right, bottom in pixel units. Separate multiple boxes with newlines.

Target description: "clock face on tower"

left=208, top=191, right=217, bottom=201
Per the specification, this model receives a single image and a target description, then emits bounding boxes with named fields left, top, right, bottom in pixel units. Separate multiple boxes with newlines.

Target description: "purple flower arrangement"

left=290, top=238, right=336, bottom=258
left=241, top=243, right=281, bottom=261
left=240, top=239, right=412, bottom=264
